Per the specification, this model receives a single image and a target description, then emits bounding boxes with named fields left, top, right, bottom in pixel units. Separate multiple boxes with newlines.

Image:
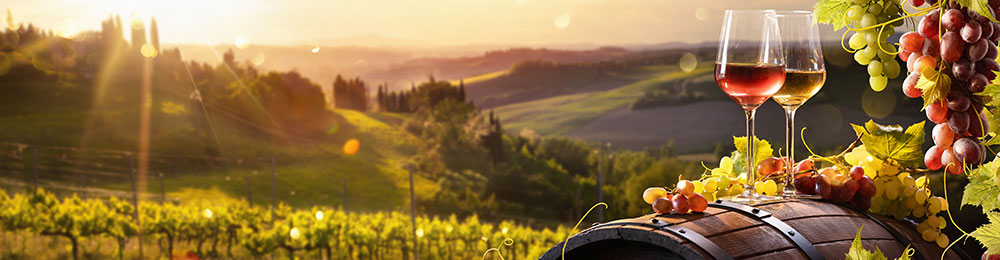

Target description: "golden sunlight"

left=234, top=35, right=250, bottom=49
left=554, top=13, right=571, bottom=29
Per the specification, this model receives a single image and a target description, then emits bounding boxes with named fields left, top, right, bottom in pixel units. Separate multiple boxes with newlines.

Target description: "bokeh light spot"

left=57, top=18, right=78, bottom=38
left=311, top=46, right=320, bottom=53
left=203, top=208, right=213, bottom=218
left=290, top=227, right=301, bottom=239
left=343, top=138, right=360, bottom=155
left=416, top=228, right=424, bottom=238
left=234, top=35, right=250, bottom=49
left=679, top=52, right=697, bottom=73
left=315, top=210, right=324, bottom=220
left=140, top=43, right=158, bottom=58
left=554, top=13, right=571, bottom=29
left=252, top=53, right=266, bottom=66
left=695, top=8, right=709, bottom=21
left=861, top=87, right=895, bottom=119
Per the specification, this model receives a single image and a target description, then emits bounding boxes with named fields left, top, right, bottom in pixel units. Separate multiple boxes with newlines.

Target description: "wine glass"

left=773, top=11, right=825, bottom=199
left=716, top=10, right=785, bottom=204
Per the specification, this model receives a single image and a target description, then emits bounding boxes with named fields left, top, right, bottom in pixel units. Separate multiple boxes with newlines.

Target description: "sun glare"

left=311, top=46, right=320, bottom=53
left=234, top=35, right=250, bottom=49
left=57, top=17, right=77, bottom=38
left=554, top=13, right=571, bottom=29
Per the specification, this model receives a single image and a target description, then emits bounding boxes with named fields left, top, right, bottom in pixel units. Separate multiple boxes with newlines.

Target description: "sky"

left=5, top=0, right=820, bottom=47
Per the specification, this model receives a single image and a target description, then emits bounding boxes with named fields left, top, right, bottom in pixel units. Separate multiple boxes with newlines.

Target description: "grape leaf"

left=846, top=226, right=912, bottom=260
left=916, top=68, right=952, bottom=108
left=814, top=0, right=851, bottom=30
left=956, top=0, right=1000, bottom=23
left=963, top=159, right=1000, bottom=213
left=972, top=213, right=1000, bottom=255
left=733, top=136, right=773, bottom=167
left=850, top=120, right=926, bottom=168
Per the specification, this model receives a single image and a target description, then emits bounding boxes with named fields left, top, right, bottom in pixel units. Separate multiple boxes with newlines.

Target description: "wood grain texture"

left=539, top=200, right=969, bottom=260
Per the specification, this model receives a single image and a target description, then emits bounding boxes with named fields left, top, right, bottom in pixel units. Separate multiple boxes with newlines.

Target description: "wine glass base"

left=720, top=193, right=782, bottom=205
left=780, top=189, right=821, bottom=199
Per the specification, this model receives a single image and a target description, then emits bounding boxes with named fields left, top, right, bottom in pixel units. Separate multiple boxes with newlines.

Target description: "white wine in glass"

left=773, top=11, right=826, bottom=199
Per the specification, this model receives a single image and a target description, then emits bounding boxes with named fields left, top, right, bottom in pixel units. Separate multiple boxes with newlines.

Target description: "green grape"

left=913, top=205, right=926, bottom=218
left=883, top=59, right=900, bottom=78
left=862, top=46, right=878, bottom=59
left=855, top=51, right=873, bottom=65
left=874, top=178, right=886, bottom=197
left=921, top=228, right=937, bottom=242
left=878, top=27, right=894, bottom=41
left=849, top=32, right=867, bottom=50
left=703, top=178, right=718, bottom=193
left=847, top=5, right=865, bottom=22
left=926, top=214, right=940, bottom=229
left=867, top=3, right=883, bottom=15
left=861, top=14, right=877, bottom=28
left=865, top=30, right=880, bottom=44
left=904, top=196, right=917, bottom=209
left=885, top=179, right=900, bottom=200
left=868, top=60, right=883, bottom=76
left=915, top=188, right=928, bottom=204
left=853, top=0, right=869, bottom=4
left=883, top=2, right=899, bottom=15
left=877, top=43, right=895, bottom=60
left=936, top=233, right=949, bottom=248
left=902, top=175, right=915, bottom=187
left=928, top=197, right=942, bottom=214
left=870, top=75, right=888, bottom=92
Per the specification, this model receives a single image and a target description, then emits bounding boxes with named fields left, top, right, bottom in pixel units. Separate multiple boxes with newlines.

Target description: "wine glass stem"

left=744, top=108, right=757, bottom=195
left=784, top=106, right=798, bottom=193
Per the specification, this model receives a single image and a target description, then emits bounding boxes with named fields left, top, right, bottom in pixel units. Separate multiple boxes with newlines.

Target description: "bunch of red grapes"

left=899, top=1, right=998, bottom=174
left=793, top=159, right=877, bottom=210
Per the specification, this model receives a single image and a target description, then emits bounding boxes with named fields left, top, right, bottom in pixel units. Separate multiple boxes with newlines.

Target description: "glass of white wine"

left=773, top=11, right=825, bottom=199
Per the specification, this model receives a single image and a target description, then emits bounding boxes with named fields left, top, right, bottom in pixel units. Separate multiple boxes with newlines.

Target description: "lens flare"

left=862, top=87, right=895, bottom=119
left=679, top=52, right=697, bottom=72
left=695, top=8, right=709, bottom=21
left=203, top=208, right=213, bottom=218
left=57, top=17, right=78, bottom=38
left=416, top=228, right=424, bottom=238
left=315, top=210, right=324, bottom=220
left=140, top=44, right=158, bottom=58
left=234, top=35, right=250, bottom=49
left=252, top=53, right=266, bottom=66
left=554, top=13, right=571, bottom=29
left=343, top=138, right=360, bottom=155
left=311, top=46, right=320, bottom=53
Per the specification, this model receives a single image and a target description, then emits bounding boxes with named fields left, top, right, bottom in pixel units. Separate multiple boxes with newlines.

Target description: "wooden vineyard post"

left=407, top=164, right=419, bottom=260
left=128, top=155, right=143, bottom=259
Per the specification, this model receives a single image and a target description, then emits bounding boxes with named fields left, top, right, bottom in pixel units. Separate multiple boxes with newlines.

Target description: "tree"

left=149, top=17, right=159, bottom=51
left=130, top=18, right=145, bottom=50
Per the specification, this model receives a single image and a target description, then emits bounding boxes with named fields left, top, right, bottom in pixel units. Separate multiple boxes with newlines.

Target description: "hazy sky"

left=8, top=0, right=818, bottom=47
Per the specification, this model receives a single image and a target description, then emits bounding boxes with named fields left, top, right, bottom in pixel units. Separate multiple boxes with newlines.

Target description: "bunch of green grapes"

left=844, top=146, right=951, bottom=248
left=845, top=0, right=906, bottom=91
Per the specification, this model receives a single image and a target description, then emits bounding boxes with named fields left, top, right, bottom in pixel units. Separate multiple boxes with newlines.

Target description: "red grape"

left=984, top=20, right=996, bottom=40
left=688, top=193, right=708, bottom=212
left=970, top=110, right=989, bottom=137
left=972, top=73, right=990, bottom=93
left=849, top=166, right=865, bottom=181
left=852, top=192, right=871, bottom=211
left=934, top=123, right=956, bottom=147
left=941, top=31, right=968, bottom=63
left=672, top=194, right=690, bottom=214
left=757, top=157, right=784, bottom=177
left=915, top=55, right=939, bottom=74
left=900, top=49, right=914, bottom=62
left=983, top=252, right=1000, bottom=260
left=903, top=72, right=923, bottom=98
left=815, top=175, right=832, bottom=199
left=949, top=110, right=971, bottom=133
left=954, top=137, right=984, bottom=165
left=913, top=0, right=925, bottom=7
left=795, top=175, right=816, bottom=195
left=794, top=159, right=815, bottom=174
left=908, top=52, right=923, bottom=72
left=992, top=23, right=1000, bottom=41
left=969, top=38, right=990, bottom=61
left=942, top=147, right=966, bottom=175
left=858, top=176, right=876, bottom=197
left=987, top=43, right=998, bottom=59
left=927, top=0, right=938, bottom=5
left=653, top=197, right=673, bottom=214
left=901, top=32, right=926, bottom=52
left=942, top=9, right=966, bottom=31
left=977, top=59, right=999, bottom=80
left=955, top=59, right=977, bottom=81
left=837, top=179, right=858, bottom=202
left=926, top=145, right=944, bottom=170
left=919, top=11, right=941, bottom=40
left=926, top=102, right=950, bottom=124
left=922, top=38, right=941, bottom=58
left=963, top=21, right=983, bottom=43
left=990, top=0, right=999, bottom=10
left=947, top=90, right=971, bottom=111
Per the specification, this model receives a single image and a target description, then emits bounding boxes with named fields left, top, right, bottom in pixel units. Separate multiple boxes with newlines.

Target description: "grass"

left=494, top=64, right=714, bottom=136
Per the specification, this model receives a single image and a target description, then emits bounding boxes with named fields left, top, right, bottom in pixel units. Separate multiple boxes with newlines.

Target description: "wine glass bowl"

left=715, top=10, right=785, bottom=204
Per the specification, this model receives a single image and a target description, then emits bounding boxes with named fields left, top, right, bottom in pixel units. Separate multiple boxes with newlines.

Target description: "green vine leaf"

left=956, top=0, right=1000, bottom=23
left=813, top=0, right=851, bottom=30
left=850, top=120, right=925, bottom=168
left=846, top=226, right=911, bottom=260
left=962, top=159, right=1000, bottom=213
left=916, top=68, right=952, bottom=108
left=972, top=213, right=1000, bottom=255
left=733, top=136, right=773, bottom=167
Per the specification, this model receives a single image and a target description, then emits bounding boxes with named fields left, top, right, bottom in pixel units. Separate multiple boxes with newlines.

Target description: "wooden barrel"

left=541, top=199, right=971, bottom=260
